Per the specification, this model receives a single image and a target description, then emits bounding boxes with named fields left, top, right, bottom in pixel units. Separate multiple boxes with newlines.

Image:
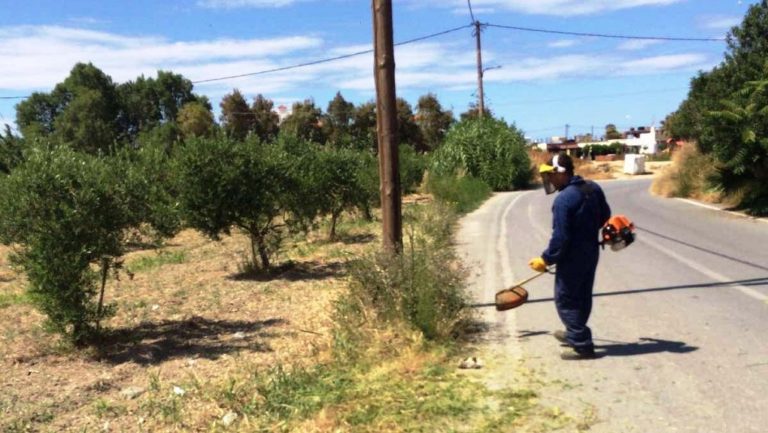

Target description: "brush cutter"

left=494, top=268, right=554, bottom=311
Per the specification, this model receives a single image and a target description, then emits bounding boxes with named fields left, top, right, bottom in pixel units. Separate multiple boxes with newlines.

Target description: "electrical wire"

left=0, top=96, right=28, bottom=100
left=492, top=87, right=687, bottom=106
left=467, top=0, right=476, bottom=24
left=192, top=23, right=474, bottom=84
left=485, top=23, right=725, bottom=42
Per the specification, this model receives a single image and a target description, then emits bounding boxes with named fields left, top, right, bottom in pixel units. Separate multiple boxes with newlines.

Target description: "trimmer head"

left=495, top=286, right=529, bottom=311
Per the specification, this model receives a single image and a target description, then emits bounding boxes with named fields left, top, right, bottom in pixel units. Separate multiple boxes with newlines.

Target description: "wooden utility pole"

left=372, top=0, right=402, bottom=252
left=474, top=20, right=485, bottom=117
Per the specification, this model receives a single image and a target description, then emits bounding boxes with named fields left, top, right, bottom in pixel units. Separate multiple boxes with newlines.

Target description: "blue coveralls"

left=541, top=176, right=611, bottom=351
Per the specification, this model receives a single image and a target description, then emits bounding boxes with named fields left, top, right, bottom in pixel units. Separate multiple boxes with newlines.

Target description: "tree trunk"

left=96, top=257, right=110, bottom=331
left=329, top=208, right=342, bottom=241
left=250, top=230, right=261, bottom=269
left=257, top=235, right=271, bottom=270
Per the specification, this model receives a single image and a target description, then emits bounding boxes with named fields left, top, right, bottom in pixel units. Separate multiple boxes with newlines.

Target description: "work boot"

left=560, top=346, right=598, bottom=361
left=553, top=330, right=568, bottom=344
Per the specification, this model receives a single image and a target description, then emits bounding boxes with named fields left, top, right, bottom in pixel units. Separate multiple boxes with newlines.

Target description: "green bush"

left=109, top=139, right=182, bottom=242
left=426, top=174, right=492, bottom=214
left=0, top=145, right=131, bottom=344
left=431, top=117, right=531, bottom=191
left=585, top=142, right=624, bottom=156
left=398, top=144, right=427, bottom=194
left=175, top=136, right=300, bottom=271
left=301, top=145, right=378, bottom=240
left=705, top=78, right=768, bottom=215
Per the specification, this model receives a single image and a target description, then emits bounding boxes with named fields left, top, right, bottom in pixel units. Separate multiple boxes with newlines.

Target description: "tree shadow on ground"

left=95, top=316, right=285, bottom=365
left=337, top=233, right=376, bottom=245
left=228, top=260, right=346, bottom=282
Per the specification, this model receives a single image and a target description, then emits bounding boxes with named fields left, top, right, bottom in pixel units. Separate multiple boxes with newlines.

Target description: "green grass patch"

left=0, top=292, right=28, bottom=309
left=205, top=348, right=539, bottom=432
left=126, top=250, right=187, bottom=273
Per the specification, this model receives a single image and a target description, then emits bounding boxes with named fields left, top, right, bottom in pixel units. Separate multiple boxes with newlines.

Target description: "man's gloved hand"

left=528, top=257, right=548, bottom=272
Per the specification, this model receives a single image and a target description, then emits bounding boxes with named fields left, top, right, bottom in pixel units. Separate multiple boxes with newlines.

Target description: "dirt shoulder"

left=576, top=159, right=672, bottom=181
left=0, top=225, right=363, bottom=432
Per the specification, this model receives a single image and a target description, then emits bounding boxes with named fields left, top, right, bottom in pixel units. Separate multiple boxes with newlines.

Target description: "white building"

left=580, top=126, right=659, bottom=154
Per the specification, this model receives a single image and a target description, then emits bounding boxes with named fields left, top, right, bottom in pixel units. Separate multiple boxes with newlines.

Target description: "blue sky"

left=0, top=0, right=755, bottom=140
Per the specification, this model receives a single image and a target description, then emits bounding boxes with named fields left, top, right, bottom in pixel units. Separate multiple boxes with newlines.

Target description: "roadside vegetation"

left=0, top=57, right=590, bottom=431
left=651, top=143, right=721, bottom=203
left=662, top=1, right=768, bottom=215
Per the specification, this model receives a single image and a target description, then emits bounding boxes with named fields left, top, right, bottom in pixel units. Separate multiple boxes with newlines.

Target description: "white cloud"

left=197, top=0, right=297, bottom=8
left=0, top=24, right=714, bottom=109
left=616, top=53, right=709, bottom=73
left=0, top=26, right=321, bottom=90
left=413, top=0, right=683, bottom=16
left=617, top=39, right=662, bottom=51
left=699, top=16, right=740, bottom=30
left=450, top=7, right=496, bottom=15
left=548, top=39, right=579, bottom=48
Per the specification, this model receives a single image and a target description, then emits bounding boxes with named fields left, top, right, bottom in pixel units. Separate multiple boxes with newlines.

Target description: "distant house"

left=547, top=138, right=580, bottom=153
left=275, top=104, right=290, bottom=124
left=580, top=125, right=661, bottom=154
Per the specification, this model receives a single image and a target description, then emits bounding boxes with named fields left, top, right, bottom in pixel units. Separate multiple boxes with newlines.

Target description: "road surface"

left=457, top=178, right=768, bottom=433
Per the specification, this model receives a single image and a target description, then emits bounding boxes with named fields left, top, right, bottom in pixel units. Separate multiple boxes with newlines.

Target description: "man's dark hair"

left=550, top=151, right=574, bottom=176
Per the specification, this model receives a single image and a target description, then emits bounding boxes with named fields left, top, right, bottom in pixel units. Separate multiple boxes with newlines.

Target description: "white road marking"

left=499, top=192, right=530, bottom=288
left=527, top=200, right=551, bottom=239
left=638, top=235, right=768, bottom=303
left=676, top=198, right=768, bottom=224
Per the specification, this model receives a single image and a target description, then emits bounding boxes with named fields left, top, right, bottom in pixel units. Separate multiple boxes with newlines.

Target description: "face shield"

left=539, top=155, right=567, bottom=195
left=540, top=167, right=557, bottom=194
left=539, top=164, right=560, bottom=194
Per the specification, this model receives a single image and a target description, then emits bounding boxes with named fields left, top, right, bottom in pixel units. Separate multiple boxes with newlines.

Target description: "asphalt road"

left=457, top=178, right=768, bottom=433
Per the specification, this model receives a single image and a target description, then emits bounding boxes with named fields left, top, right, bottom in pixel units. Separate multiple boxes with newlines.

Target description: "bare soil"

left=0, top=222, right=375, bottom=432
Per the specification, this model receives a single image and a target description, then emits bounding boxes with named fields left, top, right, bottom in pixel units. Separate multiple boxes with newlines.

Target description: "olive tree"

left=0, top=145, right=131, bottom=344
left=175, top=136, right=296, bottom=270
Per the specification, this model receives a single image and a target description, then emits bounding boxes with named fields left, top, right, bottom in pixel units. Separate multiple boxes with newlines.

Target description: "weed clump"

left=339, top=202, right=471, bottom=343
left=424, top=173, right=492, bottom=214
left=651, top=143, right=720, bottom=202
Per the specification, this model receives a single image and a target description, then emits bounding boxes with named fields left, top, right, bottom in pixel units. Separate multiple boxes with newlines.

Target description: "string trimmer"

left=494, top=268, right=554, bottom=311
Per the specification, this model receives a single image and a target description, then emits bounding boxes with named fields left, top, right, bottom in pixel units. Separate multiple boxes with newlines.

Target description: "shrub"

left=342, top=202, right=470, bottom=341
left=175, top=136, right=296, bottom=271
left=0, top=145, right=131, bottom=344
left=425, top=173, right=492, bottom=214
left=431, top=117, right=531, bottom=191
left=398, top=144, right=427, bottom=194
left=300, top=145, right=378, bottom=240
left=651, top=143, right=719, bottom=201
left=109, top=139, right=182, bottom=242
left=704, top=77, right=768, bottom=216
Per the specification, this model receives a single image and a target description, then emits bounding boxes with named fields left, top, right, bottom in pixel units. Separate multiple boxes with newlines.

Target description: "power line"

left=467, top=0, right=476, bottom=24
left=492, top=87, right=687, bottom=106
left=192, top=23, right=473, bottom=84
left=0, top=96, right=28, bottom=100
left=485, top=23, right=726, bottom=42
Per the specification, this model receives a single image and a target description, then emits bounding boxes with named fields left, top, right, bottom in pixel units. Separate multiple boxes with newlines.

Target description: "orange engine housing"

left=602, top=215, right=635, bottom=251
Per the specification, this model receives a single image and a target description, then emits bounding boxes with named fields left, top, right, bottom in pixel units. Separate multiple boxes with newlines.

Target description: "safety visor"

left=540, top=171, right=557, bottom=194
left=539, top=156, right=566, bottom=195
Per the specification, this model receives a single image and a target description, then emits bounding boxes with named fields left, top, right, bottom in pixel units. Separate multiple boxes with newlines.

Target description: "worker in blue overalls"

left=529, top=152, right=611, bottom=360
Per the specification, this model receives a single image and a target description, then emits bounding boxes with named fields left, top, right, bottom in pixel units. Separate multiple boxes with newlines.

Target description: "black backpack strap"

left=576, top=181, right=604, bottom=245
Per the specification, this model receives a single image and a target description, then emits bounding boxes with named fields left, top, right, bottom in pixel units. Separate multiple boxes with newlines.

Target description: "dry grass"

left=0, top=216, right=375, bottom=433
left=651, top=143, right=722, bottom=203
left=528, top=149, right=616, bottom=182
left=1, top=203, right=589, bottom=433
